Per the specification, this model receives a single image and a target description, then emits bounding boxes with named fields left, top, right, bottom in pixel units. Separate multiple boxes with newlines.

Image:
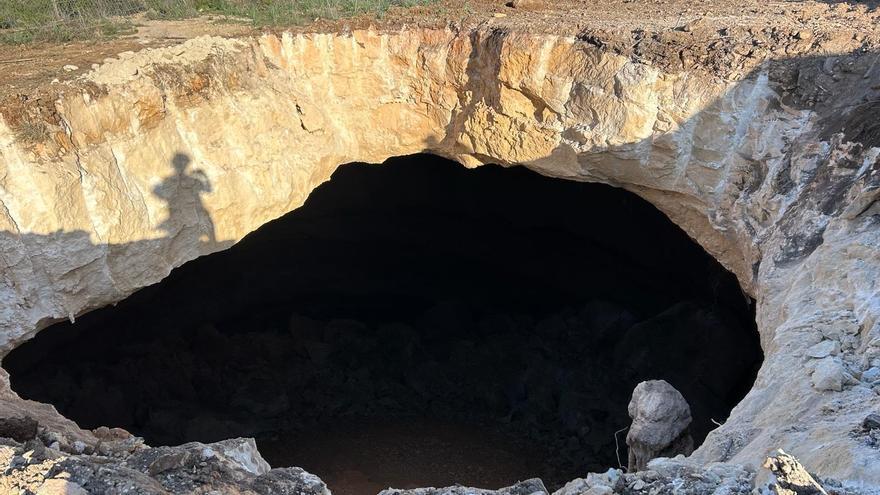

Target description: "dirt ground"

left=0, top=15, right=251, bottom=98
left=259, top=418, right=560, bottom=495
left=2, top=0, right=879, bottom=101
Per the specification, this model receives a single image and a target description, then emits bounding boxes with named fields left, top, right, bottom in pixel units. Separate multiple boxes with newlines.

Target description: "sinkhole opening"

left=4, top=154, right=762, bottom=493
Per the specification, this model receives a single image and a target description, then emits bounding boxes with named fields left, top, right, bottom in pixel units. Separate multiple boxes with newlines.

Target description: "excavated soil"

left=3, top=0, right=880, bottom=100
left=0, top=15, right=250, bottom=97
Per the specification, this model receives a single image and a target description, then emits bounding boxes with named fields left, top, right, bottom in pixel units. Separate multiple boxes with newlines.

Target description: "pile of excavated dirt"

left=3, top=0, right=880, bottom=107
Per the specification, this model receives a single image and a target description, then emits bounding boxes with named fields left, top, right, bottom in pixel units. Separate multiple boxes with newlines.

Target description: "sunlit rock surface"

left=0, top=18, right=879, bottom=491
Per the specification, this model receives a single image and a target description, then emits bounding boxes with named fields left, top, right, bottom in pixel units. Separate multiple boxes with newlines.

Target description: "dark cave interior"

left=4, top=154, right=762, bottom=493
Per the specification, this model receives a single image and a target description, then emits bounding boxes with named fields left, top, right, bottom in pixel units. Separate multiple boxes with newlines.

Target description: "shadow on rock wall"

left=0, top=151, right=234, bottom=351
left=4, top=154, right=764, bottom=487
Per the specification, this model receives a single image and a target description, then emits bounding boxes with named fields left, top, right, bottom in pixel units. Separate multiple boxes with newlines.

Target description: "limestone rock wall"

left=0, top=28, right=878, bottom=485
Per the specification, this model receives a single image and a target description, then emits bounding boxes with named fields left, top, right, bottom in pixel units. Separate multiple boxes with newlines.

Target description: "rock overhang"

left=0, top=17, right=879, bottom=490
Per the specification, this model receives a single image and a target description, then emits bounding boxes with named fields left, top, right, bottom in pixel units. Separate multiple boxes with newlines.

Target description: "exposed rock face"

left=0, top=435, right=330, bottom=495
left=0, top=15, right=879, bottom=491
left=626, top=380, right=694, bottom=472
left=762, top=449, right=829, bottom=495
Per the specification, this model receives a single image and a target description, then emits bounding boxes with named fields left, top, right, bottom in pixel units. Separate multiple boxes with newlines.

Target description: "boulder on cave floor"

left=625, top=380, right=694, bottom=472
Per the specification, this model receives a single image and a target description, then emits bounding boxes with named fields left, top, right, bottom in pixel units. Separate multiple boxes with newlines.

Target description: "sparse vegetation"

left=0, top=1, right=139, bottom=43
left=145, top=0, right=434, bottom=25
left=13, top=118, right=51, bottom=143
left=0, top=0, right=434, bottom=44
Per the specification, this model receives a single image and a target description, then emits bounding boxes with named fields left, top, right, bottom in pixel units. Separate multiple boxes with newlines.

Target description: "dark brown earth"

left=259, top=418, right=557, bottom=495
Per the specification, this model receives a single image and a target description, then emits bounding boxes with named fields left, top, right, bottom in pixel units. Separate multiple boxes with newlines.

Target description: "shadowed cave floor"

left=261, top=418, right=552, bottom=495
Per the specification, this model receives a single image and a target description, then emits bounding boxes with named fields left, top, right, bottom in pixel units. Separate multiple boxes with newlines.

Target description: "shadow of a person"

left=153, top=153, right=217, bottom=244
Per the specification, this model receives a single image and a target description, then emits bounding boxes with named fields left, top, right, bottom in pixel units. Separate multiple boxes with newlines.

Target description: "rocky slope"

left=1, top=3, right=879, bottom=492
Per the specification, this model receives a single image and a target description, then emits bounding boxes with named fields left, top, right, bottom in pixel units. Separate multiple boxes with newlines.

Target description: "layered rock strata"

left=0, top=19, right=879, bottom=489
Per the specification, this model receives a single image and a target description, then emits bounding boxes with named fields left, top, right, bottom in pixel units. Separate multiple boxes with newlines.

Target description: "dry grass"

left=146, top=0, right=434, bottom=24
left=12, top=119, right=51, bottom=143
left=0, top=0, right=434, bottom=44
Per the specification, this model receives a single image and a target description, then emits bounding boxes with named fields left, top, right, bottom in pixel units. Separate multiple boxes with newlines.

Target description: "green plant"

left=145, top=0, right=199, bottom=19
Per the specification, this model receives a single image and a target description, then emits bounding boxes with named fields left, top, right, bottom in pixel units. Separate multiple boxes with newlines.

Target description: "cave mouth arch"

left=3, top=153, right=762, bottom=493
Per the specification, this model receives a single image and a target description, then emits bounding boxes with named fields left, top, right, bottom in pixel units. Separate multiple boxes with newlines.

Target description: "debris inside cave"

left=625, top=380, right=694, bottom=472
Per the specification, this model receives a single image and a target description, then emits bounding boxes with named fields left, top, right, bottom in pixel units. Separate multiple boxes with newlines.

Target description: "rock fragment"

left=863, top=413, right=880, bottom=431
left=805, top=340, right=839, bottom=358
left=36, top=479, right=88, bottom=495
left=861, top=366, right=880, bottom=383
left=763, top=449, right=828, bottom=495
left=505, top=0, right=546, bottom=10
left=148, top=450, right=190, bottom=475
left=552, top=469, right=622, bottom=495
left=625, top=380, right=693, bottom=472
left=811, top=358, right=845, bottom=391
left=0, top=416, right=38, bottom=442
left=214, top=437, right=271, bottom=475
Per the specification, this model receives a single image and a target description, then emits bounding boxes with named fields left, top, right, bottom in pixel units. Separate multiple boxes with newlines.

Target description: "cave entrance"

left=3, top=154, right=762, bottom=493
